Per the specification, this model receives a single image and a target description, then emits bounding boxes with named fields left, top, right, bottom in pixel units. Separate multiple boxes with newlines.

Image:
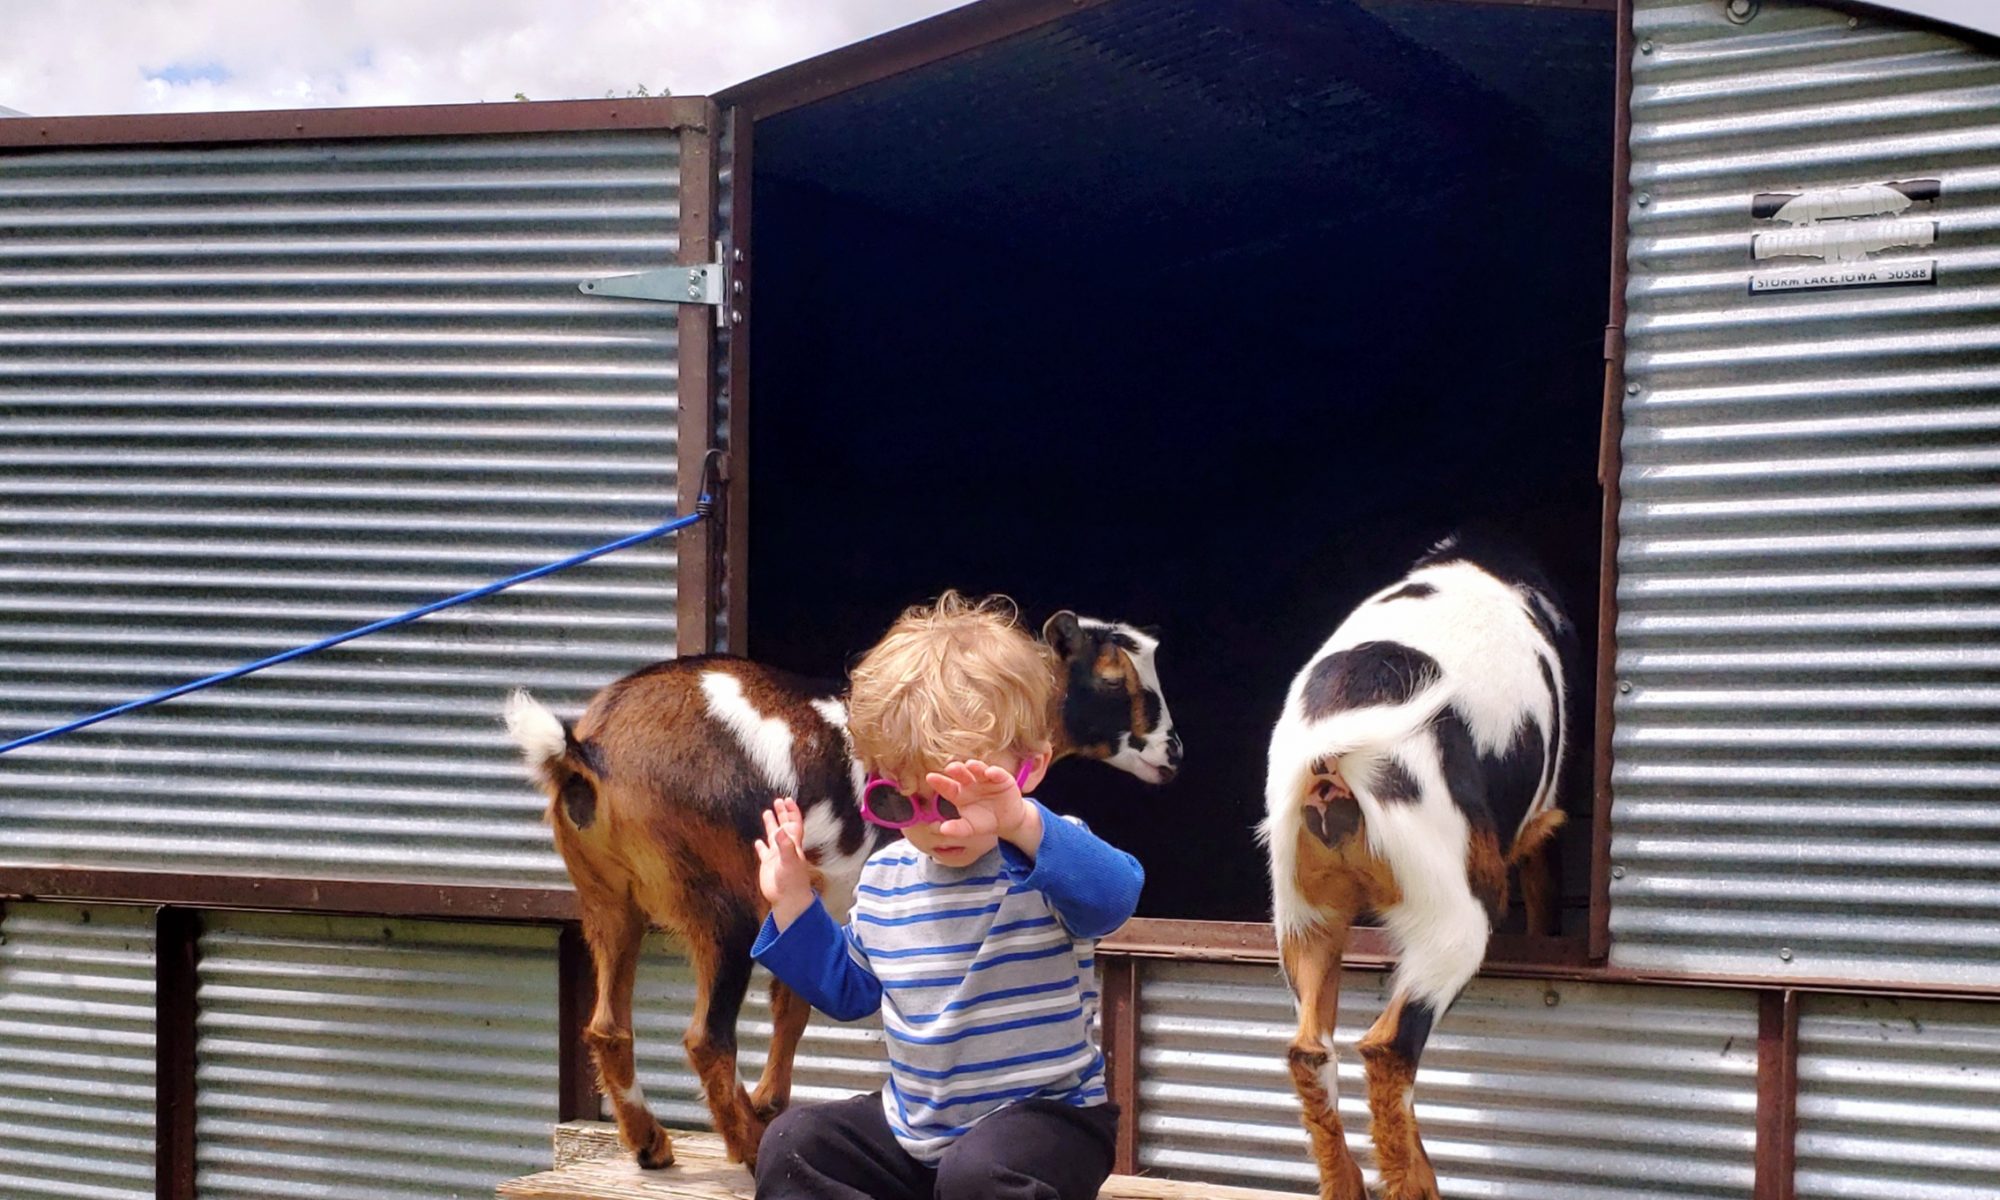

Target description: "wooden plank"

left=519, top=1127, right=1306, bottom=1200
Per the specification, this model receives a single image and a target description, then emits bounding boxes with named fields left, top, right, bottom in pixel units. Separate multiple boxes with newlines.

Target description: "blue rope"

left=0, top=506, right=708, bottom=757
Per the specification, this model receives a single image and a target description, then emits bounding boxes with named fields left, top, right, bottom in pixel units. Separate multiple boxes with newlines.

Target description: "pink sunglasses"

left=860, top=759, right=1037, bottom=830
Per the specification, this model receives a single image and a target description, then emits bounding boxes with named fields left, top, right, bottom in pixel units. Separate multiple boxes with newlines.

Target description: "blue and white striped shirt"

left=751, top=801, right=1144, bottom=1161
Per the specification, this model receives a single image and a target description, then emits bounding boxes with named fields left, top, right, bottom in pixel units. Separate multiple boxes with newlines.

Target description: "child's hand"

left=928, top=759, right=1040, bottom=848
left=755, top=797, right=817, bottom=928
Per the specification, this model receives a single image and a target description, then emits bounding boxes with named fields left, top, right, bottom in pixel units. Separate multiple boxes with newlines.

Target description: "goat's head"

left=1041, top=611, right=1181, bottom=785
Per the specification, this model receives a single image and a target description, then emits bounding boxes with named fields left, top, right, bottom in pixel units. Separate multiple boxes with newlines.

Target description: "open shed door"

left=0, top=98, right=730, bottom=905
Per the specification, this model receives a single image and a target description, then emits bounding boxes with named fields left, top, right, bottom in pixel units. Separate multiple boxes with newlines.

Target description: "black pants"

left=754, top=1092, right=1119, bottom=1200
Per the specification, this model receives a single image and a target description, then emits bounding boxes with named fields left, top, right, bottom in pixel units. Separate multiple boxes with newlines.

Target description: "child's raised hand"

left=755, top=797, right=816, bottom=925
left=928, top=759, right=1030, bottom=840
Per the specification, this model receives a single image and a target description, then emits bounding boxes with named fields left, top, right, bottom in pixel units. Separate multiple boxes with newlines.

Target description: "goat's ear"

left=1042, top=611, right=1085, bottom=661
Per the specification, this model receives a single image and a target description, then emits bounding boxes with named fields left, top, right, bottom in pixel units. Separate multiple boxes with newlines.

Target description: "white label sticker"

left=1753, top=219, right=1936, bottom=263
left=1749, top=260, right=1936, bottom=293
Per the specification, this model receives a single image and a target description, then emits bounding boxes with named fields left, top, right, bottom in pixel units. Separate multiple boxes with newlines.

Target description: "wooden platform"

left=498, top=1122, right=1302, bottom=1200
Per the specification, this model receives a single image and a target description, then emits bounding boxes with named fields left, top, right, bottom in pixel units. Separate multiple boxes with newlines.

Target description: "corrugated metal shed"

left=623, top=938, right=887, bottom=1128
left=195, top=912, right=558, bottom=1200
left=0, top=902, right=156, bottom=1200
left=1612, top=0, right=2000, bottom=985
left=1137, top=960, right=1758, bottom=1198
left=1795, top=992, right=2000, bottom=1200
left=0, top=129, right=684, bottom=887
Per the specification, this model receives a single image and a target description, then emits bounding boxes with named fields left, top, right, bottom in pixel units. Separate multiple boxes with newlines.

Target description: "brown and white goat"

left=505, top=612, right=1179, bottom=1170
left=1262, top=537, right=1572, bottom=1200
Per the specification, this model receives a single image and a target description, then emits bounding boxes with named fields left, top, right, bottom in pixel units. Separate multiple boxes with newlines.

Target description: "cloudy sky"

left=0, top=0, right=970, bottom=117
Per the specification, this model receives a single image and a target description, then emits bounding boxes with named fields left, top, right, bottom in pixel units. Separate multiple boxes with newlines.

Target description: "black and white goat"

left=1262, top=537, right=1572, bottom=1200
left=505, top=612, right=1179, bottom=1171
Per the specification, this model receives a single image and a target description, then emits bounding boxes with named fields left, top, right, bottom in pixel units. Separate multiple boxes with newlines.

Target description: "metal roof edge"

left=0, top=95, right=707, bottom=151
left=715, top=0, right=1116, bottom=120
left=1853, top=0, right=2000, bottom=42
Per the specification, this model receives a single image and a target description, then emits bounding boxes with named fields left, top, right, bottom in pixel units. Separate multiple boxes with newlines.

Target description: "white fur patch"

left=503, top=689, right=567, bottom=777
left=809, top=698, right=848, bottom=729
left=701, top=671, right=799, bottom=796
left=1264, top=553, right=1569, bottom=1003
left=799, top=799, right=870, bottom=921
left=620, top=1081, right=648, bottom=1109
left=1080, top=618, right=1180, bottom=782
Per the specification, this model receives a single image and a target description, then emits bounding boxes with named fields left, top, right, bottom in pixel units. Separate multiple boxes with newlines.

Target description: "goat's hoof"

left=635, top=1128, right=675, bottom=1170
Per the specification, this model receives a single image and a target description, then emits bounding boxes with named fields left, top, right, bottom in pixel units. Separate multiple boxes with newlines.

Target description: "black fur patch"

left=1535, top=654, right=1562, bottom=806
left=1373, top=758, right=1423, bottom=804
left=1377, top=582, right=1437, bottom=603
left=1304, top=787, right=1362, bottom=846
left=1433, top=708, right=1545, bottom=843
left=559, top=775, right=597, bottom=828
left=1108, top=630, right=1143, bottom=655
left=1139, top=688, right=1161, bottom=735
left=1300, top=642, right=1440, bottom=721
left=1388, top=998, right=1438, bottom=1065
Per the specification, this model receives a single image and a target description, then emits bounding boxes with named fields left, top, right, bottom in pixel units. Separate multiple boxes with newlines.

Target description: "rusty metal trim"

left=676, top=102, right=723, bottom=657
left=718, top=0, right=1115, bottom=119
left=0, top=97, right=711, bottom=150
left=0, top=867, right=578, bottom=922
left=1588, top=0, right=1635, bottom=966
left=1421, top=0, right=1615, bottom=11
left=1100, top=919, right=2000, bottom=1002
left=155, top=906, right=199, bottom=1200
left=558, top=923, right=599, bottom=1122
left=1754, top=990, right=1800, bottom=1200
left=722, top=105, right=754, bottom=657
left=1102, top=919, right=1589, bottom=969
left=1099, top=956, right=1141, bottom=1175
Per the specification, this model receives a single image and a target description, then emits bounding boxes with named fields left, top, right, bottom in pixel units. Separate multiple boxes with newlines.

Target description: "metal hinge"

left=579, top=263, right=726, bottom=305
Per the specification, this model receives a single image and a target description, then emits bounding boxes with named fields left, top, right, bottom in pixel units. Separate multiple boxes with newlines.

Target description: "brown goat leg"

left=1356, top=992, right=1444, bottom=1200
left=1280, top=923, right=1367, bottom=1200
left=580, top=896, right=675, bottom=1169
left=1511, top=809, right=1567, bottom=937
left=749, top=977, right=813, bottom=1121
left=681, top=918, right=768, bottom=1167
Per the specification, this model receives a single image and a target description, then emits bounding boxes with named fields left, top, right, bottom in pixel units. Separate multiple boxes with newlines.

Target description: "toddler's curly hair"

left=847, top=590, right=1058, bottom=786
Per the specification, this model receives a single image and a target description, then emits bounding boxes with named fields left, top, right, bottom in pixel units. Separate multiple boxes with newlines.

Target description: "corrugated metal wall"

left=1613, top=0, right=2000, bottom=985
left=1795, top=992, right=2000, bottom=1200
left=624, top=937, right=887, bottom=1128
left=0, top=130, right=684, bottom=887
left=0, top=902, right=156, bottom=1200
left=194, top=912, right=558, bottom=1200
left=1137, top=960, right=1758, bottom=1198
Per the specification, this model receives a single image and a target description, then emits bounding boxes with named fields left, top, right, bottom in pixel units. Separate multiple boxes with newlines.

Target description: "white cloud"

left=0, top=0, right=971, bottom=117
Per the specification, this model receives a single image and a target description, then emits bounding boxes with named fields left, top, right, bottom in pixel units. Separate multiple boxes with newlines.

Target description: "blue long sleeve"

left=1020, top=800, right=1145, bottom=938
left=751, top=897, right=883, bottom=1022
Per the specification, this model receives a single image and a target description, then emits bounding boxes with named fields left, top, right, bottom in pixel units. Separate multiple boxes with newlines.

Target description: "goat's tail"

left=1265, top=682, right=1453, bottom=802
left=504, top=689, right=603, bottom=828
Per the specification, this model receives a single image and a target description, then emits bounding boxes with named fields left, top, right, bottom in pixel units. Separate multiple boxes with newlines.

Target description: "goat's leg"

left=580, top=896, right=676, bottom=1169
left=682, top=913, right=767, bottom=1167
left=749, top=977, right=812, bottom=1121
left=1280, top=922, right=1367, bottom=1200
left=1358, top=891, right=1488, bottom=1199
left=1512, top=809, right=1567, bottom=937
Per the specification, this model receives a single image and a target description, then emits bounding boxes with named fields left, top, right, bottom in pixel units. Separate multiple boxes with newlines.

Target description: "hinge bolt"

left=1725, top=0, right=1758, bottom=24
left=1626, top=382, right=1641, bottom=395
left=1640, top=39, right=1654, bottom=54
left=1619, top=680, right=1634, bottom=694
left=1778, top=947, right=1794, bottom=962
left=1612, top=865, right=1626, bottom=880
left=1635, top=193, right=1651, bottom=207
left=1543, top=990, right=1561, bottom=1007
